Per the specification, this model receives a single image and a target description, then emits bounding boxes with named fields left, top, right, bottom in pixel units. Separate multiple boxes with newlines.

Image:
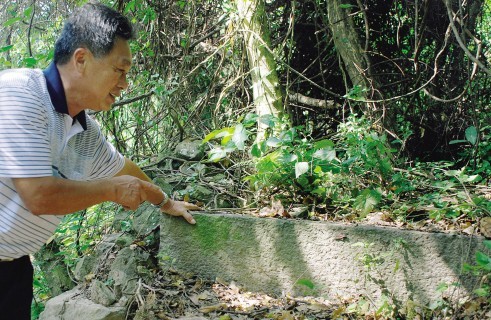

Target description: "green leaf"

left=476, top=251, right=491, bottom=270
left=203, top=127, right=233, bottom=143
left=313, top=148, right=336, bottom=161
left=296, top=279, right=315, bottom=289
left=251, top=143, right=262, bottom=157
left=339, top=4, right=355, bottom=9
left=258, top=114, right=275, bottom=128
left=24, top=6, right=33, bottom=18
left=436, top=283, right=448, bottom=293
left=242, top=113, right=258, bottom=127
left=23, top=57, right=38, bottom=68
left=295, top=162, right=309, bottom=178
left=313, top=139, right=334, bottom=149
left=465, top=126, right=478, bottom=145
left=474, top=286, right=490, bottom=297
left=0, top=45, right=13, bottom=53
left=208, top=148, right=227, bottom=162
left=232, top=124, right=248, bottom=150
left=3, top=17, right=22, bottom=27
left=278, top=153, right=297, bottom=164
left=449, top=139, right=468, bottom=145
left=484, top=240, right=491, bottom=250
left=266, top=137, right=281, bottom=147
left=354, top=189, right=382, bottom=215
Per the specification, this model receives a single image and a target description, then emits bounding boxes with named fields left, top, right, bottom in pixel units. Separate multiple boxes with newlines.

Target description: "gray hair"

left=54, top=2, right=134, bottom=65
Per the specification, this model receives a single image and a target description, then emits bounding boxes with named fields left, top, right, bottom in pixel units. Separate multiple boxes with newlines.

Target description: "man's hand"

left=160, top=200, right=201, bottom=225
left=111, top=175, right=160, bottom=210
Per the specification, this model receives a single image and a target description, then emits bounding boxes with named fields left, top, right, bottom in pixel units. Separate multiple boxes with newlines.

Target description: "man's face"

left=84, top=38, right=132, bottom=111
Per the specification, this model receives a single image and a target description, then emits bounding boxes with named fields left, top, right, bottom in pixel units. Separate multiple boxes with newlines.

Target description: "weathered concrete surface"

left=159, top=213, right=486, bottom=307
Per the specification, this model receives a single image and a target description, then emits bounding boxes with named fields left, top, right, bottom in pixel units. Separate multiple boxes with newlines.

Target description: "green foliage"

left=463, top=240, right=491, bottom=298
left=204, top=114, right=397, bottom=216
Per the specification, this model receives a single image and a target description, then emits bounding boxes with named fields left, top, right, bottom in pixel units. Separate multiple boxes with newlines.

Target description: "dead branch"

left=288, top=92, right=338, bottom=109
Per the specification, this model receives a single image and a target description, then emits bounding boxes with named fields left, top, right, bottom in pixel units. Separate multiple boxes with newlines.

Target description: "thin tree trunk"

left=327, top=0, right=371, bottom=93
left=236, top=0, right=284, bottom=142
left=327, top=0, right=397, bottom=134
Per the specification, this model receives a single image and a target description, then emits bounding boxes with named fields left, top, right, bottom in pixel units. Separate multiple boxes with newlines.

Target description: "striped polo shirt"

left=0, top=63, right=125, bottom=259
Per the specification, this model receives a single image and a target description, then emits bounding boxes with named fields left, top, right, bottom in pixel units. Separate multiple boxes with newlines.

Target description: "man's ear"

left=72, top=47, right=90, bottom=73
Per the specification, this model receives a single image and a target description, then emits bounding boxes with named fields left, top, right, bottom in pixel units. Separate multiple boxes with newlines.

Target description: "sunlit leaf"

left=266, top=137, right=281, bottom=147
left=232, top=123, right=248, bottom=150
left=313, top=148, right=336, bottom=161
left=295, top=162, right=309, bottom=178
left=203, top=127, right=233, bottom=143
left=354, top=189, right=382, bottom=215
left=278, top=153, right=297, bottom=164
left=208, top=148, right=227, bottom=162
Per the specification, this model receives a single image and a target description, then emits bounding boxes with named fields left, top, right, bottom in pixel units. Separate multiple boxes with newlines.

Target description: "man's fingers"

left=182, top=211, right=196, bottom=225
left=185, top=203, right=202, bottom=210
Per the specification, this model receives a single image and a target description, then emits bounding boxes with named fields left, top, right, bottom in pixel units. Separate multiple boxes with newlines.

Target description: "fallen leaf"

left=199, top=303, right=227, bottom=313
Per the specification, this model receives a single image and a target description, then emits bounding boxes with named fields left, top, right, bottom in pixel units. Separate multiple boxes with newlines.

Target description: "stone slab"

left=159, top=212, right=486, bottom=306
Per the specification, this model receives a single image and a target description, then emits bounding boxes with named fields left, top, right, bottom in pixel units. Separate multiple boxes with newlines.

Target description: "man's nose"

left=118, top=74, right=129, bottom=90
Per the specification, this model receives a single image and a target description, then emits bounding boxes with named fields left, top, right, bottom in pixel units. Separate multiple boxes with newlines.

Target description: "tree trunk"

left=327, top=0, right=397, bottom=134
left=327, top=0, right=371, bottom=94
left=236, top=0, right=285, bottom=142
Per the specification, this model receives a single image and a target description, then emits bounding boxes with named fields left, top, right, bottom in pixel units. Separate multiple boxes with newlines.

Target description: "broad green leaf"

left=258, top=114, right=275, bottom=128
left=313, top=148, right=336, bottom=161
left=232, top=123, right=248, bottom=150
left=266, top=137, right=281, bottom=147
left=313, top=139, right=334, bottom=149
left=354, top=189, right=382, bottom=215
left=280, top=128, right=296, bottom=142
left=465, top=126, right=478, bottom=145
left=476, top=251, right=491, bottom=270
left=278, top=153, right=297, bottom=164
left=242, top=113, right=258, bottom=127
left=484, top=240, right=491, bottom=250
left=23, top=57, right=37, bottom=67
left=295, top=162, right=309, bottom=178
left=250, top=143, right=262, bottom=157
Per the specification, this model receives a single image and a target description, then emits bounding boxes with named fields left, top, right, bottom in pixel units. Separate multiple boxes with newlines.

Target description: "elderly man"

left=0, top=2, right=199, bottom=318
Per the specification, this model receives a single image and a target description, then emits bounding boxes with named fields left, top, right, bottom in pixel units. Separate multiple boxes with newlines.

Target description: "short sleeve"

left=67, top=116, right=125, bottom=180
left=0, top=86, right=53, bottom=178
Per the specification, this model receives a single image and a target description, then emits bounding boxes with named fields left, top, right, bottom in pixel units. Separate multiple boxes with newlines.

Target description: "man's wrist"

left=152, top=191, right=169, bottom=208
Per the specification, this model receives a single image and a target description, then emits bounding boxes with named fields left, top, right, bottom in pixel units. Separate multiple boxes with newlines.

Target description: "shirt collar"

left=43, top=62, right=87, bottom=130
